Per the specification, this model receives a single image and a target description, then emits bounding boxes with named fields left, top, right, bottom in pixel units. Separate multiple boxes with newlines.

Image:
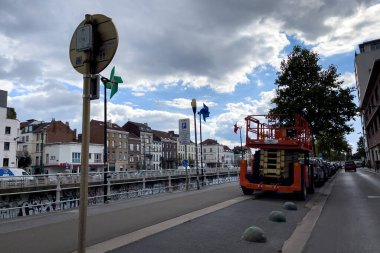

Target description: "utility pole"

left=69, top=14, right=119, bottom=253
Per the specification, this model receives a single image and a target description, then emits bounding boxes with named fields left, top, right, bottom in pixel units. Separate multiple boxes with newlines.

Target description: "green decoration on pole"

left=103, top=66, right=123, bottom=99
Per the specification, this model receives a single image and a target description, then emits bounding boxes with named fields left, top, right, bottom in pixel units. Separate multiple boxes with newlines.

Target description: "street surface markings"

left=368, top=196, right=380, bottom=199
left=75, top=195, right=251, bottom=253
left=282, top=170, right=339, bottom=253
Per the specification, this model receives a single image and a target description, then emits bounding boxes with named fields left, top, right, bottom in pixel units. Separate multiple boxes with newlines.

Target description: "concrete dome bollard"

left=269, top=210, right=286, bottom=222
left=283, top=201, right=298, bottom=210
left=242, top=226, right=267, bottom=243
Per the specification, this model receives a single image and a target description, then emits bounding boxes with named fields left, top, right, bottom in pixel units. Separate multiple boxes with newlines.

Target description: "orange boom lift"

left=240, top=114, right=314, bottom=200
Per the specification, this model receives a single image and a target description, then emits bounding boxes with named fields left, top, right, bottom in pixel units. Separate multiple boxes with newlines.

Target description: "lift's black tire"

left=242, top=187, right=254, bottom=195
left=307, top=167, right=315, bottom=194
left=296, top=179, right=307, bottom=200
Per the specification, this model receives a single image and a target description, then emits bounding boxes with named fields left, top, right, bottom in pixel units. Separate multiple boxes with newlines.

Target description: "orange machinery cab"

left=239, top=114, right=314, bottom=200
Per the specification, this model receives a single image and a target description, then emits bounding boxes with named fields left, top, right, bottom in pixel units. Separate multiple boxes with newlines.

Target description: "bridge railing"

left=0, top=167, right=240, bottom=190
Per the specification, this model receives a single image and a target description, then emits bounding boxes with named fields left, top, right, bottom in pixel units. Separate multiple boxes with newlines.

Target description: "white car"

left=0, top=168, right=34, bottom=181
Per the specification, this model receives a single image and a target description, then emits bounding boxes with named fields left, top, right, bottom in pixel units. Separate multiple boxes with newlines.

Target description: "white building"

left=44, top=142, right=104, bottom=174
left=201, top=139, right=225, bottom=168
left=152, top=137, right=162, bottom=170
left=178, top=142, right=194, bottom=162
left=0, top=90, right=20, bottom=169
left=222, top=145, right=234, bottom=166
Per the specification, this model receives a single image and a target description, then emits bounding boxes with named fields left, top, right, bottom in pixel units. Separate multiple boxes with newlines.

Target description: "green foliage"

left=18, top=156, right=32, bottom=168
left=270, top=45, right=357, bottom=152
left=353, top=136, right=365, bottom=159
left=6, top=107, right=17, bottom=119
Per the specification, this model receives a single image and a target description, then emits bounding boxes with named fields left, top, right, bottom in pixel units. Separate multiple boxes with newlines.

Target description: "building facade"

left=128, top=133, right=140, bottom=171
left=90, top=120, right=129, bottom=172
left=19, top=119, right=76, bottom=174
left=153, top=130, right=177, bottom=170
left=0, top=90, right=20, bottom=169
left=362, top=60, right=380, bottom=167
left=43, top=142, right=104, bottom=174
left=123, top=121, right=153, bottom=170
left=201, top=139, right=224, bottom=168
left=355, top=39, right=380, bottom=165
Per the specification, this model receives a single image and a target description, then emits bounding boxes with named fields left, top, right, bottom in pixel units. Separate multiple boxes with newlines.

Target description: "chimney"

left=65, top=121, right=69, bottom=126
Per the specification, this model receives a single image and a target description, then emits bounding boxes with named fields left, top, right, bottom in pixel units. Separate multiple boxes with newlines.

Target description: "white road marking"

left=72, top=195, right=251, bottom=253
left=368, top=196, right=380, bottom=199
left=282, top=171, right=339, bottom=253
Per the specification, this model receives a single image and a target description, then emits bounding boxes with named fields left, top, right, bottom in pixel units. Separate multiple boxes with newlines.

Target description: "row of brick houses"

left=6, top=114, right=241, bottom=174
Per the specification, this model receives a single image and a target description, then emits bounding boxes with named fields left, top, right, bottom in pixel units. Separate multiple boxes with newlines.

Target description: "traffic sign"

left=182, top=160, right=189, bottom=167
left=179, top=118, right=190, bottom=145
left=69, top=14, right=119, bottom=74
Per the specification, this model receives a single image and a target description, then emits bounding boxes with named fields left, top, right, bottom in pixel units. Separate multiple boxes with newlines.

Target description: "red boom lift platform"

left=240, top=114, right=314, bottom=200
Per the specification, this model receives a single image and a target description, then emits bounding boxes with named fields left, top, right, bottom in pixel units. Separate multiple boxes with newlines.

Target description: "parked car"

left=310, top=158, right=325, bottom=186
left=344, top=161, right=357, bottom=172
left=0, top=168, right=34, bottom=181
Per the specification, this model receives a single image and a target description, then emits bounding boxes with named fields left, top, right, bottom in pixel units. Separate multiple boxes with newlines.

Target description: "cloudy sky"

left=1, top=0, right=380, bottom=151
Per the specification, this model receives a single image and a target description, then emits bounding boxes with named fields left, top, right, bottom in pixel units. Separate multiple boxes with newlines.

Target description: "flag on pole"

left=199, top=103, right=210, bottom=122
left=234, top=123, right=239, bottom=134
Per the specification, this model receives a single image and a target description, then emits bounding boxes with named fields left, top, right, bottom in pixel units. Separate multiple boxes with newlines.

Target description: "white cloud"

left=157, top=98, right=217, bottom=109
left=311, top=4, right=380, bottom=56
left=199, top=90, right=276, bottom=141
left=339, top=72, right=356, bottom=89
left=0, top=80, right=13, bottom=93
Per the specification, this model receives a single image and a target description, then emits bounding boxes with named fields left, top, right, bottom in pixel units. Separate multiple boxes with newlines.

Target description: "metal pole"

left=239, top=127, right=243, bottom=160
left=191, top=99, right=200, bottom=190
left=103, top=83, right=108, bottom=203
left=199, top=113, right=204, bottom=185
left=185, top=144, right=188, bottom=191
left=78, top=14, right=92, bottom=253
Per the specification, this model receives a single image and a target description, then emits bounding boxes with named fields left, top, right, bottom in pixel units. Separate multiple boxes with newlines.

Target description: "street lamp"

left=191, top=99, right=200, bottom=190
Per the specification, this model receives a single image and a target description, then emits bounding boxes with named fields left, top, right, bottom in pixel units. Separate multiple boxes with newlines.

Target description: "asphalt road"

left=0, top=181, right=312, bottom=253
left=0, top=183, right=244, bottom=253
left=110, top=191, right=309, bottom=253
left=303, top=168, right=380, bottom=253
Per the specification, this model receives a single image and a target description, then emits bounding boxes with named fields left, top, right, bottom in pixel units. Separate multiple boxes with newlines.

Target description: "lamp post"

left=103, top=81, right=109, bottom=203
left=198, top=111, right=204, bottom=185
left=191, top=99, right=200, bottom=190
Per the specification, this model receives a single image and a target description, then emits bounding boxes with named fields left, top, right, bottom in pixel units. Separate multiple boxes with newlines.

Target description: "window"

left=46, top=154, right=49, bottom=164
left=36, top=143, right=40, bottom=152
left=94, top=153, right=102, bottom=163
left=72, top=152, right=81, bottom=163
left=4, top=142, right=10, bottom=151
left=22, top=145, right=27, bottom=151
left=119, top=152, right=122, bottom=160
left=129, top=156, right=133, bottom=162
left=3, top=158, right=9, bottom=167
left=136, top=144, right=140, bottom=151
left=36, top=156, right=39, bottom=165
left=5, top=126, right=11, bottom=135
left=129, top=144, right=134, bottom=151
left=112, top=140, right=115, bottom=148
left=50, top=156, right=56, bottom=160
left=26, top=136, right=29, bottom=142
left=89, top=153, right=92, bottom=159
left=119, top=133, right=122, bottom=138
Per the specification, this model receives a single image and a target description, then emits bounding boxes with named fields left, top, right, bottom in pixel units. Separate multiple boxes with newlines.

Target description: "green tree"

left=315, top=132, right=349, bottom=159
left=18, top=156, right=31, bottom=168
left=270, top=45, right=357, bottom=153
left=353, top=136, right=365, bottom=159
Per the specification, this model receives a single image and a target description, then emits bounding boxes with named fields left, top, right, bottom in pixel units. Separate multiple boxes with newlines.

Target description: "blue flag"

left=199, top=103, right=210, bottom=122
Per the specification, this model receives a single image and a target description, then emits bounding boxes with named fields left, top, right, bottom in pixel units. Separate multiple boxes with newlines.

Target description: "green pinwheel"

left=104, top=66, right=123, bottom=99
